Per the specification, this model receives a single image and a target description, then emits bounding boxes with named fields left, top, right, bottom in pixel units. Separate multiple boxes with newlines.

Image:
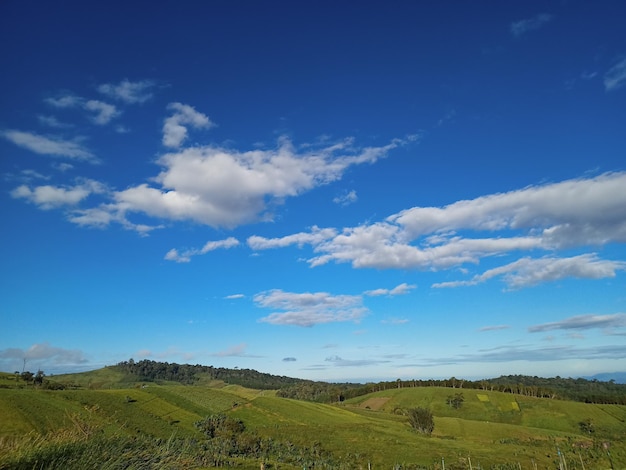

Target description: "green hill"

left=1, top=369, right=624, bottom=469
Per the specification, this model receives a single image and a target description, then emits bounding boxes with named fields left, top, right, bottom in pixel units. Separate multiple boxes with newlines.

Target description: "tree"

left=446, top=392, right=464, bottom=409
left=407, top=407, right=434, bottom=435
left=20, top=371, right=34, bottom=383
left=33, top=370, right=45, bottom=385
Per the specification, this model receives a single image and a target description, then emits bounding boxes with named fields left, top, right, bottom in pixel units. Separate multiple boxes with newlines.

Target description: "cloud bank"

left=249, top=172, right=626, bottom=288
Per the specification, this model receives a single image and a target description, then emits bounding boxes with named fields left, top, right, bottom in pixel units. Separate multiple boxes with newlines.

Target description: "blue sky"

left=1, top=1, right=625, bottom=382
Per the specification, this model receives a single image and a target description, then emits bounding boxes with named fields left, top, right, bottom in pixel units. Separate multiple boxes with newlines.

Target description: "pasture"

left=0, top=371, right=624, bottom=469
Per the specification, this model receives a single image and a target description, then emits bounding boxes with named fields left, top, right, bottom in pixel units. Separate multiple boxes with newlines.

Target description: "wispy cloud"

left=282, top=357, right=297, bottom=362
left=84, top=100, right=120, bottom=125
left=433, top=254, right=625, bottom=290
left=211, top=343, right=260, bottom=358
left=37, top=115, right=73, bottom=129
left=479, top=325, right=510, bottom=332
left=45, top=94, right=120, bottom=125
left=0, top=343, right=88, bottom=370
left=1, top=129, right=96, bottom=161
left=604, top=58, right=626, bottom=92
left=333, top=189, right=358, bottom=206
left=510, top=13, right=553, bottom=37
left=98, top=79, right=156, bottom=104
left=529, top=313, right=626, bottom=333
left=162, top=102, right=214, bottom=148
left=255, top=290, right=367, bottom=327
left=364, top=283, right=416, bottom=296
left=325, top=355, right=391, bottom=367
left=248, top=226, right=337, bottom=250
left=164, top=237, right=240, bottom=263
left=11, top=179, right=106, bottom=209
left=225, top=293, right=245, bottom=300
left=413, top=343, right=626, bottom=367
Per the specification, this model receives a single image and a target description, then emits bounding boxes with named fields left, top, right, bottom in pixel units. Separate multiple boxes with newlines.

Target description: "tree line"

left=114, top=360, right=626, bottom=405
left=276, top=375, right=626, bottom=405
left=114, top=359, right=301, bottom=389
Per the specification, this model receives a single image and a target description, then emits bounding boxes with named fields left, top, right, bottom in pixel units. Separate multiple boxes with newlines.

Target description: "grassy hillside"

left=1, top=371, right=624, bottom=469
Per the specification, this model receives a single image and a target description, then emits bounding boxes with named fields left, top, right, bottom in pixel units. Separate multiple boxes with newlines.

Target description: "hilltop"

left=28, top=359, right=626, bottom=406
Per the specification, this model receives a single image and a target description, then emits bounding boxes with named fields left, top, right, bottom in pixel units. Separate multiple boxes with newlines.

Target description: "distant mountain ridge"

left=586, top=371, right=626, bottom=384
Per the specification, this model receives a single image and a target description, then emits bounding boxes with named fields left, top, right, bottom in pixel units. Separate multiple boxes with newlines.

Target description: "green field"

left=1, top=371, right=624, bottom=469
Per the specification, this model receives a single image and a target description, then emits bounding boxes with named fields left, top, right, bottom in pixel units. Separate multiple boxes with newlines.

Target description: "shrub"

left=407, top=407, right=434, bottom=435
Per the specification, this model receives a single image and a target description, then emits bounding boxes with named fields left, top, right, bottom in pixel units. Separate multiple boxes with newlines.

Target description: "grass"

left=0, top=374, right=624, bottom=469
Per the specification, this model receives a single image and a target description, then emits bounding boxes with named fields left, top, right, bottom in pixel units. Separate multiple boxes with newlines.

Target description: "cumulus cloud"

left=1, top=129, right=96, bottom=161
left=255, top=289, right=367, bottom=327
left=433, top=254, right=625, bottom=289
left=510, top=13, right=553, bottom=37
left=164, top=237, right=240, bottom=263
left=162, top=102, right=214, bottom=148
left=98, top=79, right=156, bottom=103
left=604, top=58, right=626, bottom=91
left=529, top=313, right=626, bottom=333
left=364, top=283, right=416, bottom=296
left=249, top=172, right=626, bottom=288
left=107, top=136, right=408, bottom=230
left=11, top=179, right=106, bottom=209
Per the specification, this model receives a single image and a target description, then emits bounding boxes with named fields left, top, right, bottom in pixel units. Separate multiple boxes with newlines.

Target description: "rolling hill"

left=1, top=367, right=625, bottom=469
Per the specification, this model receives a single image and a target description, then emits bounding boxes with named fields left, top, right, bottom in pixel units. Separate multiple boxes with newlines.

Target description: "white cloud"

left=225, top=294, right=245, bottom=300
left=45, top=93, right=119, bottom=125
left=11, top=179, right=105, bottom=209
left=112, top=136, right=408, bottom=229
left=246, top=172, right=626, bottom=289
left=433, top=254, right=626, bottom=289
left=248, top=226, right=337, bottom=250
left=333, top=189, right=358, bottom=206
left=1, top=129, right=96, bottom=161
left=604, top=58, right=626, bottom=91
left=255, top=289, right=367, bottom=327
left=510, top=13, right=553, bottom=37
left=162, top=102, right=214, bottom=148
left=164, top=237, right=239, bottom=263
left=529, top=313, right=626, bottom=332
left=97, top=79, right=156, bottom=104
left=364, top=282, right=416, bottom=296
left=84, top=100, right=120, bottom=125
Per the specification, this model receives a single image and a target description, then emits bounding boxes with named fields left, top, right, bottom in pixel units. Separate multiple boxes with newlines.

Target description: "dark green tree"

left=446, top=392, right=464, bottom=409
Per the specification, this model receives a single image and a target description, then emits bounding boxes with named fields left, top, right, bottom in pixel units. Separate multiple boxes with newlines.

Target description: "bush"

left=407, top=407, right=434, bottom=435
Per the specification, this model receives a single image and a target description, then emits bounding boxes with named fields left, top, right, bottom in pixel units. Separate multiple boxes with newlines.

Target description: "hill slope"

left=1, top=372, right=624, bottom=469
